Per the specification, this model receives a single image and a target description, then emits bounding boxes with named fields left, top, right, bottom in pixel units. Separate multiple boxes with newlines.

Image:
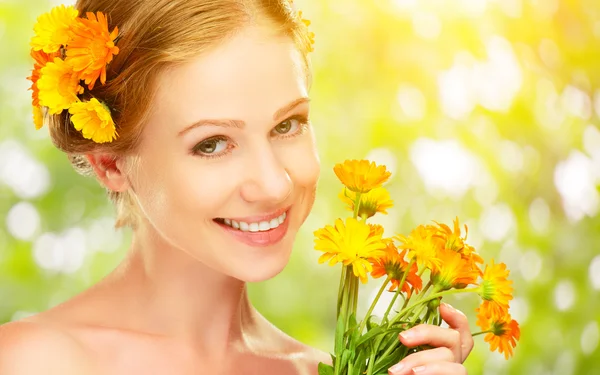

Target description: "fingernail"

left=442, top=302, right=455, bottom=310
left=399, top=330, right=415, bottom=340
left=389, top=363, right=404, bottom=374
left=412, top=366, right=426, bottom=373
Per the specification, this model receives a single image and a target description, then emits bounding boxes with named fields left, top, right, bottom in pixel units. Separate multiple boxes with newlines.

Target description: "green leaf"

left=318, top=363, right=334, bottom=375
left=351, top=349, right=369, bottom=375
left=366, top=315, right=380, bottom=331
left=355, top=325, right=384, bottom=348
left=335, top=313, right=345, bottom=356
left=339, top=349, right=353, bottom=373
left=373, top=346, right=408, bottom=374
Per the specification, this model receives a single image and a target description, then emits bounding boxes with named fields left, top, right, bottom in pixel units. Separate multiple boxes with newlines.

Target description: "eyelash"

left=191, top=115, right=310, bottom=160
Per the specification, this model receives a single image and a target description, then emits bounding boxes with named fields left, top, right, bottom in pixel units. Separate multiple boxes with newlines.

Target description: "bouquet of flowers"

left=314, top=160, right=520, bottom=375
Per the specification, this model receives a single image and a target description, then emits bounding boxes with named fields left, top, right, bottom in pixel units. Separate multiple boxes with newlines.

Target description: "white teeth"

left=220, top=212, right=288, bottom=232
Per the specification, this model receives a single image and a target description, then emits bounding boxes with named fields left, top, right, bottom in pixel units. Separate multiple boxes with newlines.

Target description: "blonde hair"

left=47, top=0, right=313, bottom=228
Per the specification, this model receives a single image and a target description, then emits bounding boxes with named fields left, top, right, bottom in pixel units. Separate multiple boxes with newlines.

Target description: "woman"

left=0, top=0, right=474, bottom=374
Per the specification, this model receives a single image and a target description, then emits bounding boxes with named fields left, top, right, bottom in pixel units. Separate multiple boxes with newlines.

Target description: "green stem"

left=382, top=287, right=401, bottom=324
left=353, top=274, right=359, bottom=316
left=353, top=192, right=362, bottom=219
left=337, top=265, right=347, bottom=318
left=391, top=287, right=479, bottom=326
left=472, top=330, right=493, bottom=337
left=359, top=276, right=391, bottom=334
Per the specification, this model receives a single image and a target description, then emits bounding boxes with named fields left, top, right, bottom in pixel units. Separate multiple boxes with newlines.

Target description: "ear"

left=86, top=153, right=130, bottom=193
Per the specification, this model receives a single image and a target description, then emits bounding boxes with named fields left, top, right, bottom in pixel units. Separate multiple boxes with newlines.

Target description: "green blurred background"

left=2, top=0, right=600, bottom=373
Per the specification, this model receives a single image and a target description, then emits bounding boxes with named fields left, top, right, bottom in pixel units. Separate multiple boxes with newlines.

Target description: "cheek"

left=131, top=152, right=235, bottom=225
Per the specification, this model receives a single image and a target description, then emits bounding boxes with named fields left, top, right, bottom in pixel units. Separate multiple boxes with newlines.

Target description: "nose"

left=240, top=145, right=293, bottom=204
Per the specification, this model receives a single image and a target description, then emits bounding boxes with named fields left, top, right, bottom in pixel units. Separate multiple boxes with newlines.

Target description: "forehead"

left=150, top=27, right=308, bottom=127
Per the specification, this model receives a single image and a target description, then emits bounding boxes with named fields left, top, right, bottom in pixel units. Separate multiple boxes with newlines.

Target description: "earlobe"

left=86, top=153, right=130, bottom=193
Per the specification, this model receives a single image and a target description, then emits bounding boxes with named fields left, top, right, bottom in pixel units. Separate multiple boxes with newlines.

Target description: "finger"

left=398, top=325, right=461, bottom=363
left=404, top=362, right=467, bottom=375
left=440, top=303, right=474, bottom=362
left=388, top=347, right=454, bottom=375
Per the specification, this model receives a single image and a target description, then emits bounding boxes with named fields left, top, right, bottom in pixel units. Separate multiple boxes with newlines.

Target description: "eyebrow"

left=178, top=97, right=310, bottom=136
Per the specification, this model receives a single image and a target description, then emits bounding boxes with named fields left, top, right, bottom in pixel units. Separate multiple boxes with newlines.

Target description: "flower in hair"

left=28, top=5, right=119, bottom=144
left=297, top=11, right=315, bottom=52
left=66, top=11, right=120, bottom=90
left=69, top=98, right=117, bottom=144
left=27, top=50, right=55, bottom=108
left=33, top=106, right=44, bottom=130
left=30, top=5, right=79, bottom=53
left=37, top=57, right=84, bottom=114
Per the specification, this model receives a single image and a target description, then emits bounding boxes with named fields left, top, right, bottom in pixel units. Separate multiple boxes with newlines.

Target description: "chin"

left=235, top=241, right=295, bottom=283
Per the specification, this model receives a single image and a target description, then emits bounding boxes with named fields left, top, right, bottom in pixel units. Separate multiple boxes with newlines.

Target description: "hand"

left=387, top=303, right=474, bottom=375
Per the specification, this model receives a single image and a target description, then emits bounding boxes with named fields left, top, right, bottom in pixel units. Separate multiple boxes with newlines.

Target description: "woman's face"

left=128, top=26, right=320, bottom=282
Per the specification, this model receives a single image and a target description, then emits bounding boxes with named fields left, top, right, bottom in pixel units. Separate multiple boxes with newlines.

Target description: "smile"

left=215, top=212, right=287, bottom=232
left=213, top=206, right=292, bottom=247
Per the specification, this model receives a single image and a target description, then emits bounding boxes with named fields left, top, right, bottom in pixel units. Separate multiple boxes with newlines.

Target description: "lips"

left=213, top=207, right=291, bottom=247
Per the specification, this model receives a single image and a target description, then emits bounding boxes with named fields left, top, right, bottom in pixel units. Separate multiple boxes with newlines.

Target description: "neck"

left=97, top=221, right=261, bottom=355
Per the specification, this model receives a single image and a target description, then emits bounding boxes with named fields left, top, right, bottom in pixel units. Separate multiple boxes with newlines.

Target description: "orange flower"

left=314, top=218, right=387, bottom=283
left=371, top=243, right=422, bottom=297
left=368, top=224, right=384, bottom=238
left=430, top=248, right=479, bottom=291
left=27, top=49, right=55, bottom=108
left=476, top=307, right=520, bottom=359
left=395, top=225, right=441, bottom=271
left=66, top=11, right=119, bottom=90
left=478, top=260, right=513, bottom=316
left=333, top=160, right=391, bottom=194
left=433, top=217, right=483, bottom=275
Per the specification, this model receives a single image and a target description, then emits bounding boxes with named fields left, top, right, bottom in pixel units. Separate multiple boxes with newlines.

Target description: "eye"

left=273, top=118, right=298, bottom=135
left=192, top=136, right=229, bottom=156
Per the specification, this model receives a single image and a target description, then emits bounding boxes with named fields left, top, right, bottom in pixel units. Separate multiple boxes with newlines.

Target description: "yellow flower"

left=371, top=244, right=422, bottom=297
left=27, top=50, right=55, bottom=108
left=478, top=260, right=513, bottom=316
left=339, top=187, right=394, bottom=219
left=430, top=248, right=479, bottom=291
left=66, top=11, right=120, bottom=90
left=68, top=98, right=117, bottom=143
left=476, top=307, right=520, bottom=359
left=314, top=217, right=387, bottom=283
left=33, top=106, right=44, bottom=130
left=37, top=57, right=84, bottom=114
left=30, top=5, right=79, bottom=53
left=395, top=225, right=441, bottom=270
left=333, top=159, right=391, bottom=194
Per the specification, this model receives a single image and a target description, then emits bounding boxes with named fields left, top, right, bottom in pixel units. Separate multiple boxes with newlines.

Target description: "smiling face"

left=126, top=26, right=320, bottom=282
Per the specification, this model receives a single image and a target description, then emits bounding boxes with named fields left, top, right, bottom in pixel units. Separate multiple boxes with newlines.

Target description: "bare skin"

left=0, top=25, right=473, bottom=375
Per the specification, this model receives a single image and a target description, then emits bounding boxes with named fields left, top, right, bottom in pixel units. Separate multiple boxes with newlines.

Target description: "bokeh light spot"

left=581, top=321, right=599, bottom=356
left=528, top=197, right=550, bottom=234
left=479, top=203, right=515, bottom=242
left=6, top=201, right=40, bottom=241
left=519, top=249, right=542, bottom=282
left=589, top=255, right=600, bottom=290
left=553, top=279, right=576, bottom=311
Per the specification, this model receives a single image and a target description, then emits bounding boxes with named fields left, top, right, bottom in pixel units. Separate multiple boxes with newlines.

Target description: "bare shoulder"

left=0, top=319, right=94, bottom=375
